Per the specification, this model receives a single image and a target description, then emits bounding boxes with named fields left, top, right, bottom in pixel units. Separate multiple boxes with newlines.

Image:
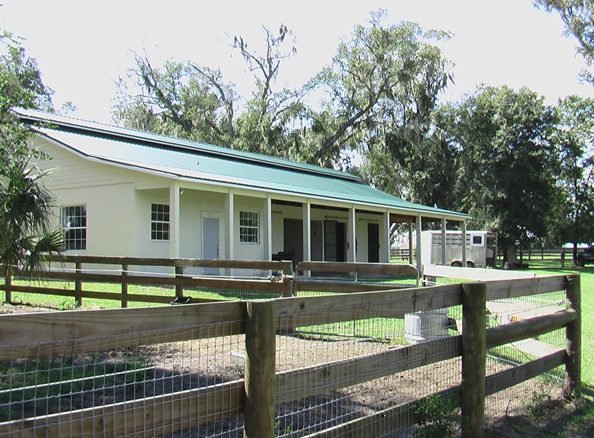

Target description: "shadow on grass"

left=486, top=385, right=594, bottom=437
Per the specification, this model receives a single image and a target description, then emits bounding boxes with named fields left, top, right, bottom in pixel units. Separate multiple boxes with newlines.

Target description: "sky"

left=1, top=0, right=593, bottom=124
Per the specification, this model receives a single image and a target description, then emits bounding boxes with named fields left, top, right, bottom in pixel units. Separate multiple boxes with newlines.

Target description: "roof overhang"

left=34, top=127, right=471, bottom=223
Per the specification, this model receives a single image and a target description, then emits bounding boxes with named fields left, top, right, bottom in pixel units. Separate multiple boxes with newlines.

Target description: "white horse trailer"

left=421, top=230, right=497, bottom=268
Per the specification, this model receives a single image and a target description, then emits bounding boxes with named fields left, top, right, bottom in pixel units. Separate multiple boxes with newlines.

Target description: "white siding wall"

left=33, top=137, right=158, bottom=257
left=356, top=219, right=368, bottom=262
left=355, top=214, right=386, bottom=263
left=50, top=183, right=135, bottom=256
left=134, top=189, right=170, bottom=259
left=233, top=196, right=266, bottom=261
left=32, top=135, right=392, bottom=264
left=34, top=137, right=153, bottom=189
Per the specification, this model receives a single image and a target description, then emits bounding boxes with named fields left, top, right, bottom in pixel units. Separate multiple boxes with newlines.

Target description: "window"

left=471, top=235, right=483, bottom=246
left=61, top=205, right=86, bottom=250
left=151, top=203, right=170, bottom=240
left=239, top=211, right=259, bottom=243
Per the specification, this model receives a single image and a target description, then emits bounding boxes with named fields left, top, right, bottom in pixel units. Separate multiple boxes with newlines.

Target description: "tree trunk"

left=504, top=244, right=518, bottom=266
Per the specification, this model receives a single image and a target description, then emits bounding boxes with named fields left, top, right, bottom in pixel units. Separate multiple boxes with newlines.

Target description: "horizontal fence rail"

left=45, top=255, right=295, bottom=271
left=294, top=261, right=420, bottom=294
left=1, top=256, right=295, bottom=307
left=0, top=269, right=580, bottom=438
left=0, top=301, right=246, bottom=359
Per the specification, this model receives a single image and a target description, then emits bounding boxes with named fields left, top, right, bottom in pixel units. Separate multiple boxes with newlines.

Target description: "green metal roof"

left=16, top=108, right=358, bottom=181
left=17, top=109, right=469, bottom=219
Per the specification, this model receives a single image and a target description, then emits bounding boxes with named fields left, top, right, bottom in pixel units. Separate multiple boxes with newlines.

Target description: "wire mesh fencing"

left=484, top=288, right=568, bottom=425
left=0, top=305, right=247, bottom=437
left=0, top=273, right=578, bottom=437
left=273, top=285, right=464, bottom=437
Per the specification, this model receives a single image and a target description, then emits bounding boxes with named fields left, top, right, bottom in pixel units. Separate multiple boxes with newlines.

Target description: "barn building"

left=17, top=108, right=469, bottom=272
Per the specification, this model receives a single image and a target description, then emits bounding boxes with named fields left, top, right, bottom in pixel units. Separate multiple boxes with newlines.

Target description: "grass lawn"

left=520, top=258, right=594, bottom=386
left=1, top=278, right=281, bottom=310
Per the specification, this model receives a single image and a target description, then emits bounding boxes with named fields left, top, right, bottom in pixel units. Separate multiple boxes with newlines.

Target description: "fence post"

left=4, top=270, right=12, bottom=303
left=74, top=261, right=83, bottom=307
left=244, top=300, right=276, bottom=438
left=282, top=276, right=293, bottom=297
left=121, top=263, right=128, bottom=308
left=565, top=274, right=581, bottom=398
left=461, top=282, right=487, bottom=438
left=408, top=219, right=414, bottom=265
left=175, top=266, right=184, bottom=299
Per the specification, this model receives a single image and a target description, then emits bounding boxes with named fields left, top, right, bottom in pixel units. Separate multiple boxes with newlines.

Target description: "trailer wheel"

left=466, top=261, right=475, bottom=268
left=451, top=261, right=462, bottom=267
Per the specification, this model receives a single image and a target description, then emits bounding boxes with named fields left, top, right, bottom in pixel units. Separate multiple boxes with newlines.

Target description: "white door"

left=202, top=217, right=220, bottom=275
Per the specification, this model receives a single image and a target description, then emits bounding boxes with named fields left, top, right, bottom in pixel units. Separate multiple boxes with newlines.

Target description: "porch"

left=138, top=183, right=469, bottom=273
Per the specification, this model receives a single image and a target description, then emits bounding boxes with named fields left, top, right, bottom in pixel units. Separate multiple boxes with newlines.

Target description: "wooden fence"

left=0, top=273, right=579, bottom=437
left=390, top=248, right=412, bottom=260
left=1, top=257, right=421, bottom=307
left=391, top=246, right=569, bottom=262
left=1, top=255, right=294, bottom=307
left=527, top=247, right=565, bottom=259
left=294, top=261, right=419, bottom=292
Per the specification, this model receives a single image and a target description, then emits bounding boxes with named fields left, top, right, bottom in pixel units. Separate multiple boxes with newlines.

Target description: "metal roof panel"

left=16, top=108, right=358, bottom=181
left=37, top=127, right=468, bottom=219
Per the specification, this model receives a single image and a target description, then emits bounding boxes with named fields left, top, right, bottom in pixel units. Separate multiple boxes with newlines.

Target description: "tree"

left=442, top=86, right=557, bottom=262
left=311, top=12, right=455, bottom=207
left=232, top=25, right=310, bottom=158
left=114, top=54, right=237, bottom=146
left=0, top=159, right=63, bottom=273
left=0, top=32, right=53, bottom=112
left=0, top=31, right=53, bottom=168
left=536, top=0, right=594, bottom=83
left=0, top=30, right=62, bottom=279
left=115, top=25, right=309, bottom=159
left=548, top=95, right=594, bottom=263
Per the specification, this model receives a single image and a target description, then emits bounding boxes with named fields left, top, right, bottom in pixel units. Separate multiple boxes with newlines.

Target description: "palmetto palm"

left=0, top=157, right=62, bottom=276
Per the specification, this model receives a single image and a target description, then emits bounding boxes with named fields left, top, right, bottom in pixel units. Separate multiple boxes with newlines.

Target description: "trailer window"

left=471, top=235, right=483, bottom=246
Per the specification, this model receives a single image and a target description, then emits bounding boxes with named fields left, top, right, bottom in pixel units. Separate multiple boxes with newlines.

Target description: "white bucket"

left=404, top=309, right=449, bottom=344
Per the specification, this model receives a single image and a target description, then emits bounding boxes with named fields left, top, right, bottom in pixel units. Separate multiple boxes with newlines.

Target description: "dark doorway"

left=324, top=220, right=346, bottom=262
left=283, top=219, right=303, bottom=263
left=368, top=223, right=380, bottom=263
left=311, top=221, right=323, bottom=261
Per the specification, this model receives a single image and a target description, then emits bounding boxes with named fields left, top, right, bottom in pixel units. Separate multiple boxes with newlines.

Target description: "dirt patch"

left=0, top=302, right=59, bottom=314
left=0, top=302, right=589, bottom=437
left=485, top=387, right=594, bottom=438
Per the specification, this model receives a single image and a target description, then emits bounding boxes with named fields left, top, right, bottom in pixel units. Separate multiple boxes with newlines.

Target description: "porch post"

left=462, top=220, right=467, bottom=267
left=302, top=201, right=311, bottom=262
left=265, top=195, right=272, bottom=261
left=348, top=206, right=356, bottom=262
left=169, top=184, right=180, bottom=259
left=226, top=190, right=234, bottom=266
left=441, top=218, right=447, bottom=265
left=384, top=211, right=391, bottom=263
left=415, top=215, right=422, bottom=274
left=408, top=218, right=414, bottom=264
